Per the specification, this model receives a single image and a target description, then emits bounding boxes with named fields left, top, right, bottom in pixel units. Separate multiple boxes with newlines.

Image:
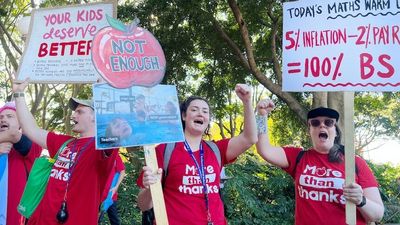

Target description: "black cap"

left=307, top=107, right=339, bottom=121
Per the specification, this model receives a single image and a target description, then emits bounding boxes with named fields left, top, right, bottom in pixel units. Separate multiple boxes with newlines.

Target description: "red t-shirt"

left=27, top=132, right=117, bottom=225
left=283, top=147, right=378, bottom=225
left=137, top=139, right=232, bottom=225
left=101, top=154, right=125, bottom=201
left=8, top=143, right=42, bottom=225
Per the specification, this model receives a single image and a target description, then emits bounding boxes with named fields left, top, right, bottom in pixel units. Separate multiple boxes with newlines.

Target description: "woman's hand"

left=343, top=182, right=364, bottom=205
left=235, top=84, right=252, bottom=103
left=0, top=142, right=12, bottom=155
left=142, top=166, right=163, bottom=189
left=12, top=78, right=29, bottom=93
left=257, top=99, right=275, bottom=116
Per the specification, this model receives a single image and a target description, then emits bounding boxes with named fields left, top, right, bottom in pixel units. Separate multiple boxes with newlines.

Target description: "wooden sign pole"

left=143, top=145, right=169, bottom=225
left=343, top=92, right=356, bottom=225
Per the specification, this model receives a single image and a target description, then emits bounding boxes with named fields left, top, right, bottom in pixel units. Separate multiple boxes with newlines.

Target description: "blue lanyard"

left=184, top=140, right=213, bottom=224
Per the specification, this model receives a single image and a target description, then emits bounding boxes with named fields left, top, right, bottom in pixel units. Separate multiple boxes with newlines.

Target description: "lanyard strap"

left=184, top=140, right=212, bottom=224
left=63, top=137, right=94, bottom=201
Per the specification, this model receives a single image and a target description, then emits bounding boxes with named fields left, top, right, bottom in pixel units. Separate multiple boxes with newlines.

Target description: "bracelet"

left=256, top=114, right=267, bottom=134
left=13, top=92, right=25, bottom=98
left=356, top=196, right=366, bottom=208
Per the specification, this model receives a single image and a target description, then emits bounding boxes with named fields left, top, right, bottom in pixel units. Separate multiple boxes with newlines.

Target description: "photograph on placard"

left=93, top=83, right=184, bottom=149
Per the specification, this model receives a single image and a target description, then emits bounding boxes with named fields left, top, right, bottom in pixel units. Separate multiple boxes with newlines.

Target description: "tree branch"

left=0, top=25, right=19, bottom=71
left=0, top=19, right=22, bottom=55
left=227, top=0, right=308, bottom=123
left=211, top=18, right=250, bottom=71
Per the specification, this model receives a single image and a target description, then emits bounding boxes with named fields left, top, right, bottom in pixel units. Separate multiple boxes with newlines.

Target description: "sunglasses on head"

left=309, top=119, right=336, bottom=128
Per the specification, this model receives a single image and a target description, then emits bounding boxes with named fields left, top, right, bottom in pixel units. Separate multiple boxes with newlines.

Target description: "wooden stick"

left=143, top=145, right=169, bottom=225
left=344, top=92, right=356, bottom=225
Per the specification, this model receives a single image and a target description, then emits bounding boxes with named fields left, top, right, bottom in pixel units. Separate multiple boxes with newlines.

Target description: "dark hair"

left=180, top=96, right=211, bottom=135
left=328, top=124, right=344, bottom=163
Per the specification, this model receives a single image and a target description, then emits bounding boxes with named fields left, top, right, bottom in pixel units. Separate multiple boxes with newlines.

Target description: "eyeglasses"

left=309, top=119, right=336, bottom=128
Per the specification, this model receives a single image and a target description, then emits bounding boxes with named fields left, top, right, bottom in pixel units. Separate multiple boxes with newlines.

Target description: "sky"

left=361, top=139, right=400, bottom=166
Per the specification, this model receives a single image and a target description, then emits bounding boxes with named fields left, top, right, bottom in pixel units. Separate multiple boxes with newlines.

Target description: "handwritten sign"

left=93, top=83, right=184, bottom=149
left=282, top=0, right=400, bottom=91
left=92, top=16, right=166, bottom=88
left=17, top=2, right=116, bottom=83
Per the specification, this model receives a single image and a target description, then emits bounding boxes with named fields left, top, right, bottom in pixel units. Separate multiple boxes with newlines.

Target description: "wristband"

left=256, top=114, right=267, bottom=134
left=13, top=92, right=24, bottom=98
left=356, top=196, right=366, bottom=208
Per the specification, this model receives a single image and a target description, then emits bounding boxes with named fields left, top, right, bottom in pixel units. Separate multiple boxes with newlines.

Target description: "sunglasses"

left=309, top=119, right=336, bottom=128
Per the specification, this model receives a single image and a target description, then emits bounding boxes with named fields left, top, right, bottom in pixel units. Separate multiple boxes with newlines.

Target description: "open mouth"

left=0, top=124, right=9, bottom=131
left=319, top=131, right=328, bottom=140
left=194, top=119, right=204, bottom=125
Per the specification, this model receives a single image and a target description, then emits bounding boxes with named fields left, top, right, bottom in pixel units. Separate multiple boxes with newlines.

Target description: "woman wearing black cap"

left=255, top=99, right=383, bottom=225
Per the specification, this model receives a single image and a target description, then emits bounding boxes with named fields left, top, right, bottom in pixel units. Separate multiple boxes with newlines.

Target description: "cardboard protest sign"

left=91, top=15, right=169, bottom=224
left=17, top=2, right=116, bottom=83
left=93, top=83, right=184, bottom=149
left=283, top=0, right=400, bottom=91
left=91, top=16, right=166, bottom=88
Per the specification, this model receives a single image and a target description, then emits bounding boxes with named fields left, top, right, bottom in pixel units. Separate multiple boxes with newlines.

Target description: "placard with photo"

left=93, top=83, right=184, bottom=149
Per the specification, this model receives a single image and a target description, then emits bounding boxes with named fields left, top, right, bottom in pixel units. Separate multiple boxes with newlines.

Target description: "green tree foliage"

left=223, top=151, right=295, bottom=225
left=368, top=162, right=400, bottom=223
left=355, top=93, right=400, bottom=152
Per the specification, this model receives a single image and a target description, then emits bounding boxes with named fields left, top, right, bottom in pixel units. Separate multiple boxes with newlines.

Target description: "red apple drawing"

left=92, top=15, right=166, bottom=88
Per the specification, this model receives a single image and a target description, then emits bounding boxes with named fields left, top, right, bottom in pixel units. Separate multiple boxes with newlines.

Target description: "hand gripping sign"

left=91, top=15, right=166, bottom=88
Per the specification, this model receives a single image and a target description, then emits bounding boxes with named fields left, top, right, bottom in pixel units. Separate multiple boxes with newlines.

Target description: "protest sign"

left=283, top=0, right=400, bottom=91
left=17, top=2, right=116, bottom=83
left=91, top=15, right=168, bottom=224
left=91, top=16, right=166, bottom=88
left=93, top=83, right=184, bottom=149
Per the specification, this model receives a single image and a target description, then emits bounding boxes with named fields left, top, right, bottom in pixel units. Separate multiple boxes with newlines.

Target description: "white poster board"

left=17, top=2, right=116, bottom=83
left=283, top=0, right=400, bottom=91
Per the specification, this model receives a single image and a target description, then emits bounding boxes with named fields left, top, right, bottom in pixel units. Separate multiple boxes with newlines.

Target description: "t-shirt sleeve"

left=27, top=142, right=42, bottom=160
left=46, top=132, right=73, bottom=157
left=115, top=154, right=125, bottom=172
left=356, top=156, right=378, bottom=188
left=214, top=138, right=231, bottom=165
left=137, top=171, right=145, bottom=189
left=282, top=146, right=303, bottom=177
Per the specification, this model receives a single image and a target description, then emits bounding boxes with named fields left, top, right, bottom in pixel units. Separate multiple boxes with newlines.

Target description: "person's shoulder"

left=283, top=145, right=303, bottom=152
left=155, top=143, right=167, bottom=153
left=355, top=155, right=371, bottom=167
left=212, top=138, right=230, bottom=149
left=47, top=131, right=72, bottom=140
left=282, top=146, right=304, bottom=159
left=30, top=141, right=43, bottom=155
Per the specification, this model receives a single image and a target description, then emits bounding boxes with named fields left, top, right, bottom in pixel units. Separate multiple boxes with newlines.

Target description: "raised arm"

left=225, top=84, right=258, bottom=162
left=13, top=79, right=49, bottom=149
left=255, top=99, right=289, bottom=168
